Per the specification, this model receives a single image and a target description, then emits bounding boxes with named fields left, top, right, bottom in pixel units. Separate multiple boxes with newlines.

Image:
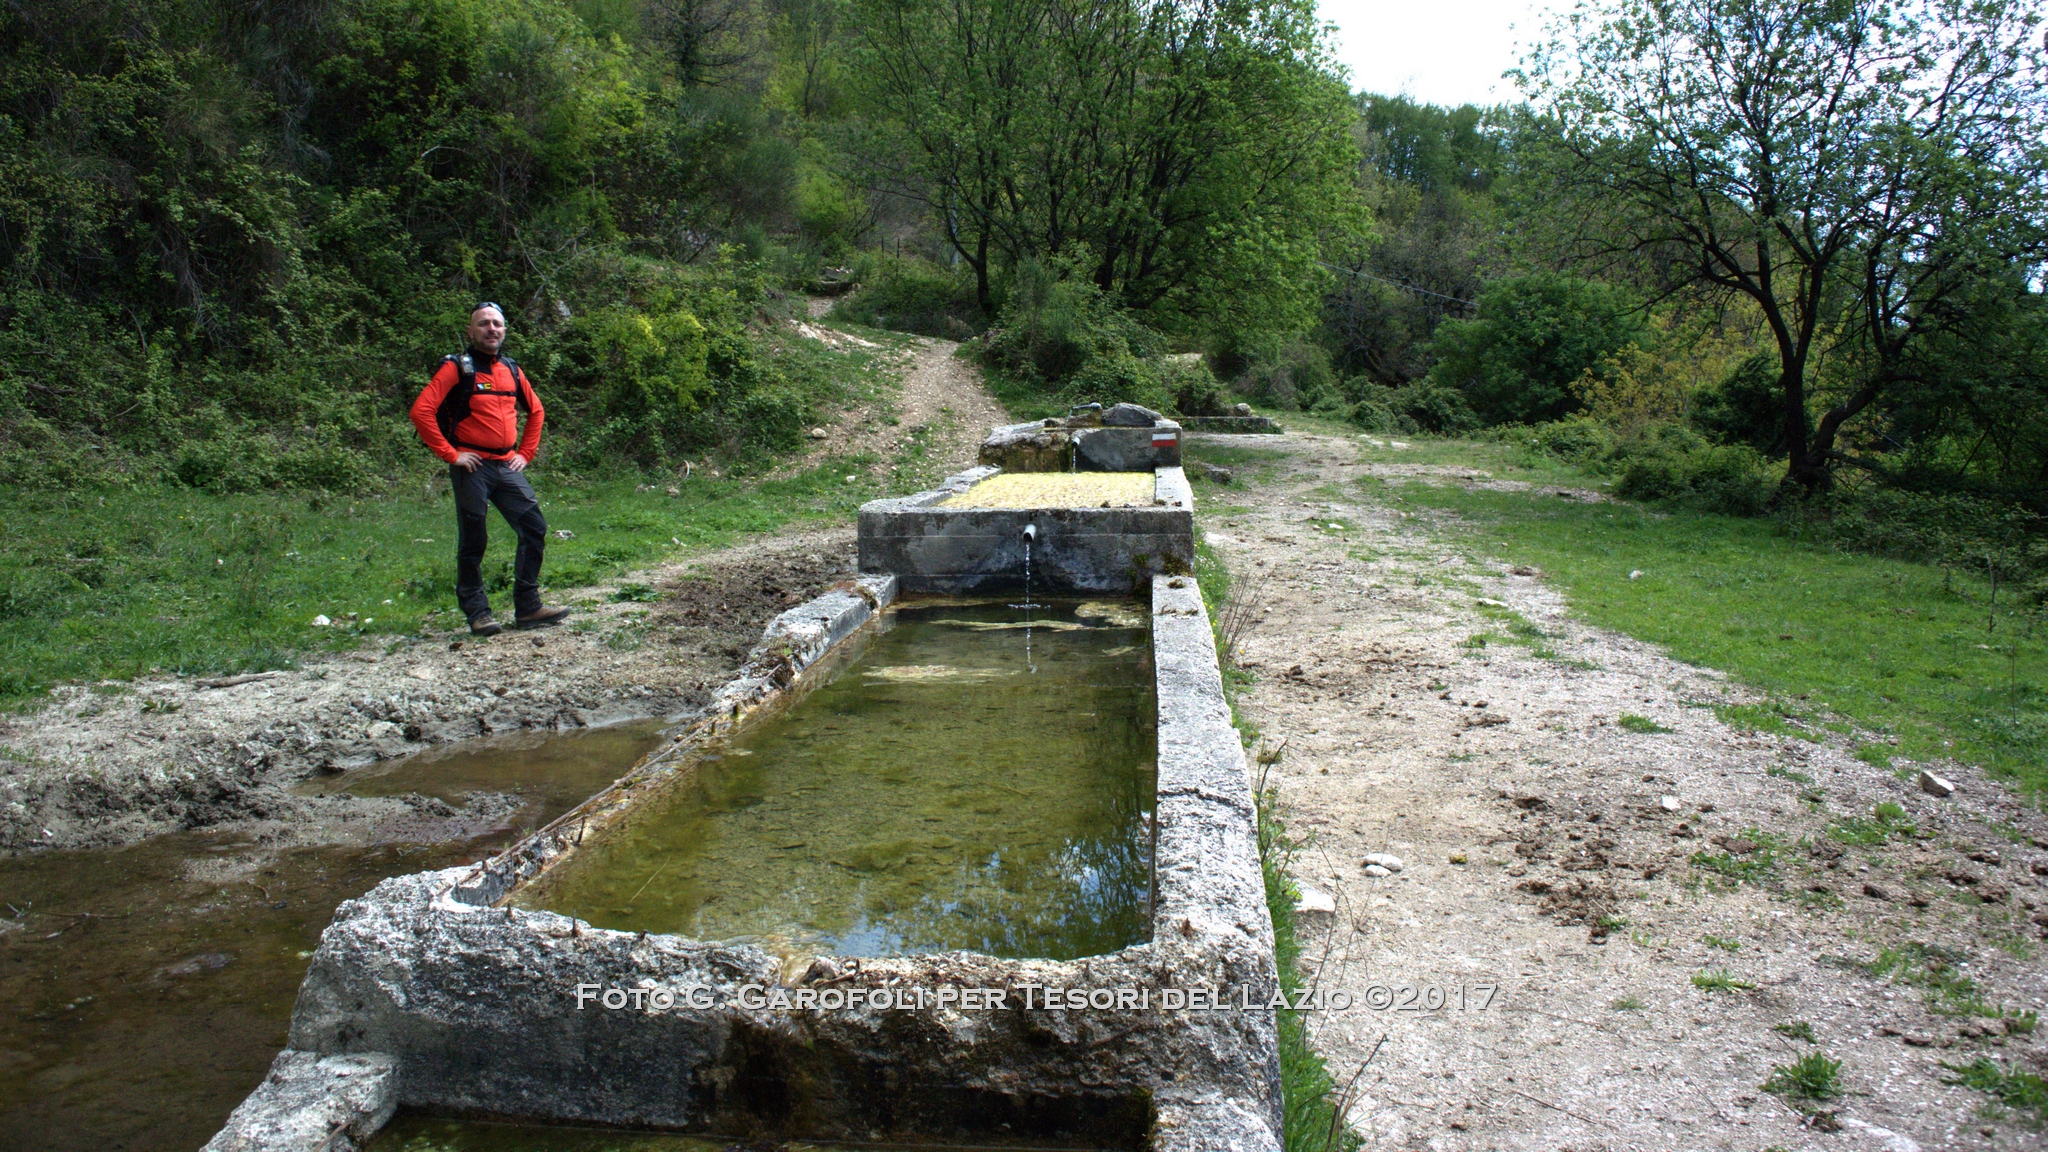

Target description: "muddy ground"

left=1204, top=430, right=2048, bottom=1151
left=0, top=334, right=996, bottom=857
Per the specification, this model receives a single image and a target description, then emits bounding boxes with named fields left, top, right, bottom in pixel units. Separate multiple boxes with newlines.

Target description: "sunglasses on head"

left=472, top=302, right=505, bottom=319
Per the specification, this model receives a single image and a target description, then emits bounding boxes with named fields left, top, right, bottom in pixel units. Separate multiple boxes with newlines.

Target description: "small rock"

left=1903, top=1032, right=1935, bottom=1047
left=807, top=427, right=829, bottom=439
left=1363, top=852, right=1405, bottom=872
left=1978, top=882, right=2010, bottom=903
left=311, top=615, right=331, bottom=627
left=1966, top=848, right=2002, bottom=866
left=1725, top=839, right=1758, bottom=855
left=666, top=487, right=680, bottom=496
left=2032, top=859, right=2048, bottom=876
left=1233, top=402, right=1252, bottom=417
left=1506, top=864, right=1527, bottom=877
left=1659, top=795, right=1683, bottom=812
left=1946, top=867, right=1985, bottom=886
left=1918, top=769, right=1956, bottom=797
left=1295, top=886, right=1337, bottom=916
left=552, top=529, right=575, bottom=540
left=1513, top=795, right=1546, bottom=810
left=1862, top=882, right=1896, bottom=901
left=1629, top=569, right=1644, bottom=580
left=1198, top=462, right=1234, bottom=484
left=1362, top=864, right=1391, bottom=878
left=844, top=475, right=858, bottom=483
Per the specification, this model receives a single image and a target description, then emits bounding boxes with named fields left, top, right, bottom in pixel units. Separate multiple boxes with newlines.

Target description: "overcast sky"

left=1317, top=0, right=1563, bottom=108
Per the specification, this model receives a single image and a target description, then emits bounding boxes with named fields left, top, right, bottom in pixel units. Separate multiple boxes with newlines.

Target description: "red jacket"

left=411, top=352, right=545, bottom=464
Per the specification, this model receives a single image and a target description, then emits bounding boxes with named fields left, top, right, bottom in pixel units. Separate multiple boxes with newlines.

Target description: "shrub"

left=833, top=254, right=983, bottom=337
left=1234, top=339, right=1337, bottom=411
left=1611, top=424, right=1774, bottom=514
left=977, top=263, right=1173, bottom=411
left=1528, top=416, right=1618, bottom=464
left=1692, top=351, right=1784, bottom=452
left=1427, top=272, right=1647, bottom=425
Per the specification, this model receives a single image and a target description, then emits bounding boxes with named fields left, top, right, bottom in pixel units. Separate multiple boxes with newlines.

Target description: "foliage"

left=831, top=253, right=982, bottom=338
left=1523, top=0, right=2048, bottom=495
left=845, top=0, right=1364, bottom=343
left=976, top=260, right=1176, bottom=413
left=1941, top=1059, right=2048, bottom=1127
left=1762, top=1052, right=1843, bottom=1102
left=1426, top=273, right=1646, bottom=425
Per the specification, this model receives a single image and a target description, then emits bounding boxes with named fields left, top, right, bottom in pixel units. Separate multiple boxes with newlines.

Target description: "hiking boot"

left=469, top=613, right=504, bottom=637
left=515, top=605, right=572, bottom=629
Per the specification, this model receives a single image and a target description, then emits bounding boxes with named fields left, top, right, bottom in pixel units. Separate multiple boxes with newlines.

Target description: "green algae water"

left=517, top=599, right=1157, bottom=962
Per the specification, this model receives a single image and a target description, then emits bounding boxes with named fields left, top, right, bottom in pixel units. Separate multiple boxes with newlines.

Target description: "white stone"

left=1659, top=795, right=1682, bottom=812
left=808, top=427, right=829, bottom=439
left=1294, top=886, right=1336, bottom=916
left=311, top=615, right=331, bottom=627
left=1362, top=864, right=1392, bottom=878
left=1629, top=569, right=1644, bottom=580
left=1363, top=852, right=1404, bottom=872
left=1917, top=770, right=1956, bottom=797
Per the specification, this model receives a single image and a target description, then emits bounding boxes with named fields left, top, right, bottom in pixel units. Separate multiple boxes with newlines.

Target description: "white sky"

left=1317, top=0, right=1564, bottom=107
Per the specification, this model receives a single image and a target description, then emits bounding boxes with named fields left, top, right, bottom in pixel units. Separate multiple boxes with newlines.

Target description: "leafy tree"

left=1426, top=272, right=1645, bottom=425
left=844, top=0, right=1362, bottom=341
left=1523, top=0, right=2048, bottom=496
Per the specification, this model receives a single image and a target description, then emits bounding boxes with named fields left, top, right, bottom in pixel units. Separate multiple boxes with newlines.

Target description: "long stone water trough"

left=208, top=449, right=1281, bottom=1152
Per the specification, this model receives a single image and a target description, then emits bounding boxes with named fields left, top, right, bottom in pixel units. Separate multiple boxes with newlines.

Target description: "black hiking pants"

left=452, top=460, right=547, bottom=621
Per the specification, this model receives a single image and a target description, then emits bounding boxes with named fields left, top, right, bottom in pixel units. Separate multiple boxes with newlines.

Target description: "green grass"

left=1692, top=969, right=1757, bottom=992
left=1828, top=801, right=1917, bottom=846
left=1860, top=942, right=2006, bottom=1018
left=1774, top=1021, right=1818, bottom=1042
left=1620, top=713, right=1674, bottom=734
left=1762, top=1051, right=1844, bottom=1102
left=1689, top=828, right=1784, bottom=887
left=1384, top=465, right=2048, bottom=791
left=1611, top=995, right=1646, bottom=1010
left=0, top=460, right=908, bottom=705
left=1703, top=934, right=1742, bottom=951
left=1941, top=1059, right=2048, bottom=1127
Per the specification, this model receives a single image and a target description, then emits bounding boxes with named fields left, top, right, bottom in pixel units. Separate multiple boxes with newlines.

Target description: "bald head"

left=467, top=304, right=506, bottom=355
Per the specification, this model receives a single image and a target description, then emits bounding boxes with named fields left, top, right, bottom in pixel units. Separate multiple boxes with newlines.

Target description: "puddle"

left=517, top=600, right=1156, bottom=965
left=298, top=718, right=671, bottom=841
left=0, top=722, right=668, bottom=1151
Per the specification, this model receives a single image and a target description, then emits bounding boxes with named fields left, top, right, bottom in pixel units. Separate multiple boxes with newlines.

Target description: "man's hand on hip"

left=506, top=453, right=528, bottom=472
left=453, top=451, right=482, bottom=472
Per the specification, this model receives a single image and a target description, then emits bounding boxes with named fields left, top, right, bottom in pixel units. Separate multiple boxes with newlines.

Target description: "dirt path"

left=1199, top=430, right=2048, bottom=1151
left=0, top=321, right=1011, bottom=856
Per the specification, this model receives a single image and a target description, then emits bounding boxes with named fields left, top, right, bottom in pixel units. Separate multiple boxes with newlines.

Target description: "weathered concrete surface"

left=233, top=577, right=1280, bottom=1150
left=1074, top=421, right=1182, bottom=471
left=977, top=420, right=1073, bottom=472
left=201, top=1050, right=397, bottom=1152
left=1177, top=415, right=1280, bottom=434
left=858, top=466, right=1194, bottom=595
left=1102, top=402, right=1163, bottom=426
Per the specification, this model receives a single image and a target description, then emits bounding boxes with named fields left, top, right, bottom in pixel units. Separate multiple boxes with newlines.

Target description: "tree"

left=1523, top=0, right=2048, bottom=495
left=844, top=0, right=1363, bottom=340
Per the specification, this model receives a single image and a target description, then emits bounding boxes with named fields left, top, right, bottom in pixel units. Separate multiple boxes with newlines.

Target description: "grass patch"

left=0, top=461, right=897, bottom=705
left=1692, top=969, right=1757, bottom=992
left=1828, top=801, right=1917, bottom=846
left=1941, top=1059, right=2048, bottom=1127
left=1703, top=934, right=1741, bottom=951
left=1689, top=828, right=1783, bottom=887
left=1861, top=942, right=2006, bottom=1018
left=1387, top=465, right=2048, bottom=791
left=1762, top=1051, right=1843, bottom=1103
left=1612, top=995, right=1646, bottom=1010
left=1619, top=713, right=1674, bottom=734
left=1774, top=1021, right=1818, bottom=1043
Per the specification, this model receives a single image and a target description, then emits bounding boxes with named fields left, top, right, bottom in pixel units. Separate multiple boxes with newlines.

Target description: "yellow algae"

left=939, top=471, right=1154, bottom=508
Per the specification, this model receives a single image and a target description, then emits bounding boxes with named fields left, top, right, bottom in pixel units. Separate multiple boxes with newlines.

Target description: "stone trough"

left=208, top=447, right=1278, bottom=1152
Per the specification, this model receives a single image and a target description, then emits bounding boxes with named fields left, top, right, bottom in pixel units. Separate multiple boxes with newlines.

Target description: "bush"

left=1610, top=423, right=1773, bottom=514
left=1528, top=416, right=1618, bottom=464
left=977, top=263, right=1174, bottom=412
left=1234, top=339, right=1336, bottom=411
left=1428, top=273, right=1647, bottom=425
left=832, top=254, right=983, bottom=337
left=1693, top=351, right=1784, bottom=452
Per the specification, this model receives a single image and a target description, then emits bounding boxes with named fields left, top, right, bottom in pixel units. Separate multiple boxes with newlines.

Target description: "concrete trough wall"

left=858, top=466, right=1195, bottom=596
left=215, top=577, right=1282, bottom=1152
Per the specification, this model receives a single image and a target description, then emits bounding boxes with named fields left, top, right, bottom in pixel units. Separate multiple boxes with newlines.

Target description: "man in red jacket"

left=410, top=303, right=571, bottom=636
